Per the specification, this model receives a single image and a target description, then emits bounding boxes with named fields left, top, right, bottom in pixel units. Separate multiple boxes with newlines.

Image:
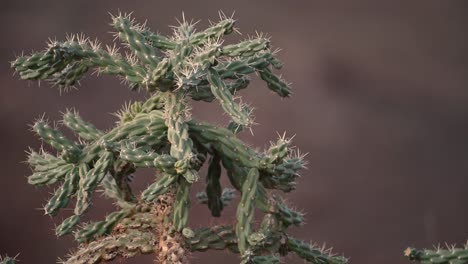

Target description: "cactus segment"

left=221, top=38, right=270, bottom=57
left=288, top=237, right=347, bottom=264
left=44, top=167, right=80, bottom=216
left=141, top=173, right=177, bottom=201
left=207, top=68, right=252, bottom=127
left=190, top=18, right=235, bottom=45
left=33, top=119, right=81, bottom=161
left=186, top=225, right=238, bottom=253
left=164, top=92, right=198, bottom=183
left=111, top=14, right=159, bottom=67
left=75, top=152, right=114, bottom=216
left=236, top=168, right=259, bottom=254
left=172, top=179, right=191, bottom=231
left=56, top=215, right=81, bottom=237
left=12, top=37, right=147, bottom=88
left=404, top=246, right=468, bottom=264
left=62, top=110, right=104, bottom=141
left=27, top=162, right=74, bottom=186
left=75, top=209, right=132, bottom=243
left=259, top=67, right=291, bottom=97
left=143, top=31, right=177, bottom=50
left=50, top=61, right=89, bottom=89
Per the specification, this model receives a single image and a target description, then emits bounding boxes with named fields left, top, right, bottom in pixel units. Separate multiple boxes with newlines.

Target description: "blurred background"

left=1, top=1, right=468, bottom=263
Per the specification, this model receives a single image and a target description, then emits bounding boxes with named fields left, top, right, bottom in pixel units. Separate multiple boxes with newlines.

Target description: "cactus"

left=405, top=244, right=468, bottom=264
left=12, top=12, right=346, bottom=264
left=0, top=256, right=17, bottom=264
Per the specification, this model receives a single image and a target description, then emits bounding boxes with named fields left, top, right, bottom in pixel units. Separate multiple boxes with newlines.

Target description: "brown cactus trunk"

left=154, top=191, right=189, bottom=264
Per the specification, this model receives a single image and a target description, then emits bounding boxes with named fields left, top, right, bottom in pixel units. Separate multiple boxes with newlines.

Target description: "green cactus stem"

left=236, top=168, right=260, bottom=255
left=287, top=238, right=348, bottom=264
left=405, top=245, right=468, bottom=264
left=0, top=256, right=17, bottom=264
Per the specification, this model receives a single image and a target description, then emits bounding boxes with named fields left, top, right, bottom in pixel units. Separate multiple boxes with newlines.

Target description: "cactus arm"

left=404, top=246, right=468, bottom=264
left=188, top=121, right=258, bottom=168
left=260, top=156, right=304, bottom=192
left=12, top=37, right=147, bottom=89
left=111, top=14, right=159, bottom=68
left=50, top=61, right=89, bottom=88
left=27, top=162, right=74, bottom=186
left=214, top=52, right=275, bottom=78
left=142, top=31, right=177, bottom=50
left=259, top=67, right=291, bottom=97
left=187, top=225, right=346, bottom=264
left=62, top=110, right=104, bottom=141
left=287, top=237, right=348, bottom=264
left=146, top=58, right=171, bottom=90
left=206, top=67, right=252, bottom=127
left=32, top=119, right=82, bottom=162
left=79, top=110, right=166, bottom=163
left=75, top=208, right=133, bottom=243
left=221, top=38, right=270, bottom=57
left=44, top=166, right=80, bottom=216
left=189, top=18, right=235, bottom=45
left=74, top=151, right=114, bottom=216
left=186, top=225, right=238, bottom=253
left=172, top=179, right=191, bottom=231
left=141, top=173, right=177, bottom=201
left=56, top=215, right=81, bottom=237
left=236, top=168, right=260, bottom=254
left=26, top=149, right=67, bottom=172
left=0, top=256, right=17, bottom=264
left=119, top=143, right=175, bottom=171
left=190, top=76, right=249, bottom=102
left=164, top=92, right=198, bottom=183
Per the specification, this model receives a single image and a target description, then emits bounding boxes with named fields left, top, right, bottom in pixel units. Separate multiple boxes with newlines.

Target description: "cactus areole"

left=11, top=12, right=348, bottom=264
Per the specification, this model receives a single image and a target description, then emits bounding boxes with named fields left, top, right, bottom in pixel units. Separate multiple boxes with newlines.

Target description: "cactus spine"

left=12, top=12, right=346, bottom=264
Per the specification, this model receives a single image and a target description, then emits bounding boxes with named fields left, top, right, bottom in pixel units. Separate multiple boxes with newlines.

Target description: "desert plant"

left=0, top=255, right=17, bottom=264
left=405, top=244, right=468, bottom=264
left=11, top=12, right=347, bottom=264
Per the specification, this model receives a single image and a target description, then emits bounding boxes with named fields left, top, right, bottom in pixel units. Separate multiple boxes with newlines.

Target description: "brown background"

left=1, top=1, right=468, bottom=263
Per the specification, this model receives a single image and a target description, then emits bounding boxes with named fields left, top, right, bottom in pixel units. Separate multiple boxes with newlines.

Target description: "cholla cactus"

left=0, top=255, right=17, bottom=264
left=405, top=244, right=468, bottom=264
left=12, top=12, right=347, bottom=264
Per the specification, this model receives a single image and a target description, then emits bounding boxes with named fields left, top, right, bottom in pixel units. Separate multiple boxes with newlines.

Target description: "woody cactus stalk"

left=12, top=12, right=347, bottom=264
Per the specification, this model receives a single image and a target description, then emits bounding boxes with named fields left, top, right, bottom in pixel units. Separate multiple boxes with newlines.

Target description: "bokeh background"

left=1, top=1, right=468, bottom=263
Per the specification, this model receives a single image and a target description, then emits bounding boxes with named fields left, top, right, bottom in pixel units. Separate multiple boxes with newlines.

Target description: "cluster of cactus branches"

left=11, top=12, right=348, bottom=263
